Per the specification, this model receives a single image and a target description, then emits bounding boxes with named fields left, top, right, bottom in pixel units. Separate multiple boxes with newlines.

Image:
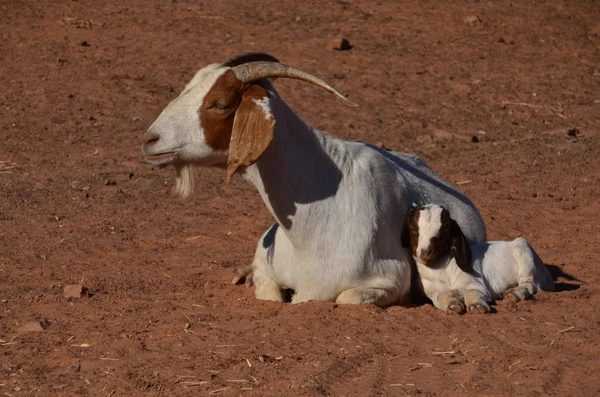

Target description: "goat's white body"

left=470, top=238, right=554, bottom=299
left=416, top=237, right=554, bottom=310
left=247, top=90, right=486, bottom=305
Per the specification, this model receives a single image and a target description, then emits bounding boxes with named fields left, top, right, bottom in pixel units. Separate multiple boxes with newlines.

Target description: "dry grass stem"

left=209, top=387, right=231, bottom=394
left=181, top=381, right=209, bottom=387
left=387, top=354, right=408, bottom=361
left=0, top=161, right=16, bottom=174
left=557, top=326, right=575, bottom=334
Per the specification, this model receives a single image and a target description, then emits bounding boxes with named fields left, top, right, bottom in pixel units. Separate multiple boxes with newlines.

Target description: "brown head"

left=401, top=204, right=473, bottom=273
left=141, top=52, right=357, bottom=197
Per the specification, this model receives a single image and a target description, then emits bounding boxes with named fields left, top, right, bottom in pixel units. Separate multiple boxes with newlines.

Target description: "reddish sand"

left=1, top=1, right=599, bottom=396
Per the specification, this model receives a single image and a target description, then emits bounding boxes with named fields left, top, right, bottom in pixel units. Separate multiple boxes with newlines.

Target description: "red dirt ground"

left=1, top=1, right=599, bottom=396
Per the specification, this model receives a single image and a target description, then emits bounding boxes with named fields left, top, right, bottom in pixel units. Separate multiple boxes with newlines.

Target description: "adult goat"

left=142, top=53, right=486, bottom=306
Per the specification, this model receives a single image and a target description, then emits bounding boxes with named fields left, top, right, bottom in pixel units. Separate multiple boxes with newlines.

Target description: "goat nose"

left=419, top=248, right=433, bottom=261
left=143, top=131, right=160, bottom=147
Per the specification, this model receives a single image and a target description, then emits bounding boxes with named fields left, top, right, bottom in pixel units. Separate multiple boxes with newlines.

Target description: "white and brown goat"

left=142, top=53, right=487, bottom=306
left=403, top=204, right=554, bottom=314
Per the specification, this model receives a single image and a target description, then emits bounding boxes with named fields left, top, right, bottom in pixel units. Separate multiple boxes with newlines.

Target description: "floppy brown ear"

left=450, top=219, right=473, bottom=273
left=401, top=208, right=415, bottom=248
left=226, top=85, right=275, bottom=183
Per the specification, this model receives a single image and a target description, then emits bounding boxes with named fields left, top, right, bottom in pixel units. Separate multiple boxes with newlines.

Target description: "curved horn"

left=223, top=52, right=280, bottom=68
left=230, top=62, right=358, bottom=107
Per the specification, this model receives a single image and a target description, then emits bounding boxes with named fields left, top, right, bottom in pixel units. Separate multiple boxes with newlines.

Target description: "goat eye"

left=209, top=102, right=232, bottom=112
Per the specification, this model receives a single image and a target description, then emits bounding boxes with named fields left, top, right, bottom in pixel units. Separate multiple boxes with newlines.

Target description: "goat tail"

left=173, top=163, right=195, bottom=199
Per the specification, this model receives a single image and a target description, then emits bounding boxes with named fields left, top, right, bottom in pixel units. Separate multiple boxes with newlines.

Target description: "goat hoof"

left=231, top=265, right=253, bottom=286
left=468, top=302, right=490, bottom=314
left=505, top=290, right=522, bottom=303
left=446, top=300, right=465, bottom=315
left=504, top=287, right=531, bottom=303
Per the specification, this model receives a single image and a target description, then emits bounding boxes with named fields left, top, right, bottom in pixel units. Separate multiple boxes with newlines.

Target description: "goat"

left=142, top=52, right=487, bottom=306
left=403, top=204, right=554, bottom=314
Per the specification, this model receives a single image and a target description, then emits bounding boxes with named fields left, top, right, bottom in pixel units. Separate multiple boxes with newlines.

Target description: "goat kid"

left=143, top=53, right=487, bottom=306
left=403, top=204, right=554, bottom=314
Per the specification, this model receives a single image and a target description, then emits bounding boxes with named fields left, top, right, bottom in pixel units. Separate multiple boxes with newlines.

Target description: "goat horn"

left=230, top=62, right=358, bottom=107
left=223, top=52, right=280, bottom=68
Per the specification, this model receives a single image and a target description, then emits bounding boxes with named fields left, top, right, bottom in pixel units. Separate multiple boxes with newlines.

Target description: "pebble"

left=464, top=15, right=480, bottom=25
left=416, top=135, right=433, bottom=143
left=64, top=284, right=87, bottom=299
left=18, top=319, right=50, bottom=332
left=327, top=37, right=352, bottom=51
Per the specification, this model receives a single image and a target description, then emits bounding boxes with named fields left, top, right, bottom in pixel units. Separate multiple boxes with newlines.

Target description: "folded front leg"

left=464, top=289, right=490, bottom=314
left=421, top=279, right=465, bottom=315
left=253, top=268, right=283, bottom=302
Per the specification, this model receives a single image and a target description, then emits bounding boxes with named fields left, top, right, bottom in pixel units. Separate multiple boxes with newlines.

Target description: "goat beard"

left=173, top=163, right=195, bottom=198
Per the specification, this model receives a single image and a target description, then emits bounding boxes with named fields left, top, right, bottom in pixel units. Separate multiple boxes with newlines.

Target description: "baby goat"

left=143, top=52, right=487, bottom=306
left=403, top=204, right=554, bottom=314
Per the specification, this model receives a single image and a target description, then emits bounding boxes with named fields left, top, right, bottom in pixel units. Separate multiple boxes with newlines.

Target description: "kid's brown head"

left=401, top=204, right=473, bottom=273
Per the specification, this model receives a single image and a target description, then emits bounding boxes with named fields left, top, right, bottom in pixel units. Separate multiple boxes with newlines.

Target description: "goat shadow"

left=546, top=263, right=580, bottom=292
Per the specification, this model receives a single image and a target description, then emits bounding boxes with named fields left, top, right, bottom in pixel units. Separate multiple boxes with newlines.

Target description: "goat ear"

left=450, top=219, right=473, bottom=273
left=226, top=85, right=275, bottom=183
left=401, top=208, right=415, bottom=248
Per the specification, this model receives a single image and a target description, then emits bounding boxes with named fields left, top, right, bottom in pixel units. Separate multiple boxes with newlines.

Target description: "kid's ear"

left=450, top=219, right=473, bottom=273
left=401, top=208, right=416, bottom=248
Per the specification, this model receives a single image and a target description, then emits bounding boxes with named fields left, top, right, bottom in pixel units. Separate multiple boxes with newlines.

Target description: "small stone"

left=80, top=40, right=90, bottom=47
left=18, top=319, right=50, bottom=332
left=327, top=37, right=352, bottom=51
left=567, top=128, right=579, bottom=137
left=432, top=129, right=472, bottom=142
left=431, top=129, right=455, bottom=140
left=471, top=135, right=479, bottom=143
left=593, top=99, right=600, bottom=104
left=416, top=135, right=433, bottom=143
left=464, top=15, right=480, bottom=25
left=64, top=284, right=86, bottom=299
left=105, top=177, right=117, bottom=186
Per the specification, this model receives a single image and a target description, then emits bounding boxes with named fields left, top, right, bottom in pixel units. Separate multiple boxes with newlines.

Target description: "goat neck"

left=242, top=94, right=349, bottom=247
